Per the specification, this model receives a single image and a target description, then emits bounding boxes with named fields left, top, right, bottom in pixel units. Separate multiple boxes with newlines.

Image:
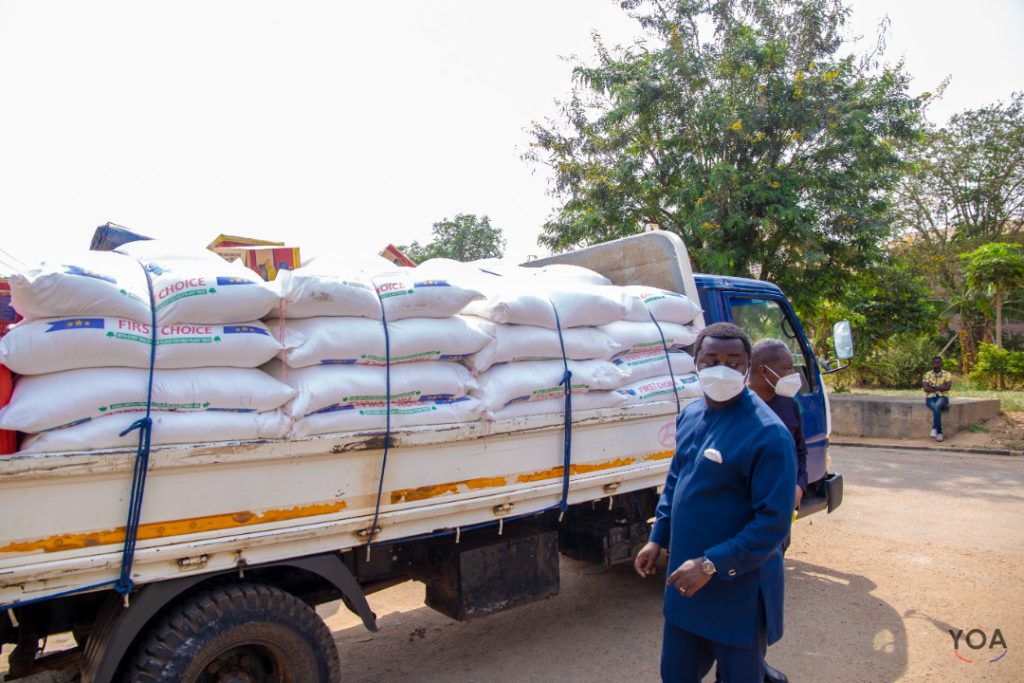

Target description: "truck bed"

left=0, top=400, right=690, bottom=606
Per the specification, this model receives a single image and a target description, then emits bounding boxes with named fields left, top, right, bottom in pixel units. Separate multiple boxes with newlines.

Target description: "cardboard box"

left=380, top=244, right=416, bottom=268
left=213, top=246, right=301, bottom=282
left=208, top=234, right=284, bottom=250
left=0, top=277, right=20, bottom=339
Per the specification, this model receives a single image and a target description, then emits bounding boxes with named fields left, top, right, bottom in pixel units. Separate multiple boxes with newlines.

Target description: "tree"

left=526, top=0, right=922, bottom=314
left=888, top=93, right=1024, bottom=371
left=402, top=214, right=506, bottom=263
left=893, top=92, right=1024, bottom=260
left=961, top=242, right=1024, bottom=350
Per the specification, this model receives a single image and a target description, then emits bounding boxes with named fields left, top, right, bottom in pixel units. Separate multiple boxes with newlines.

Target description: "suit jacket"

left=649, top=389, right=796, bottom=647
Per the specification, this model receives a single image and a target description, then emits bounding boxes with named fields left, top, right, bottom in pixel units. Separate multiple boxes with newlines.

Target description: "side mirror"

left=820, top=320, right=854, bottom=375
left=833, top=320, right=854, bottom=360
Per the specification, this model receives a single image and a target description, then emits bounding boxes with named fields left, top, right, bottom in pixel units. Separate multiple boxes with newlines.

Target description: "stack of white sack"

left=458, top=261, right=703, bottom=419
left=0, top=244, right=291, bottom=453
left=609, top=348, right=700, bottom=405
left=605, top=286, right=702, bottom=407
left=269, top=258, right=491, bottom=436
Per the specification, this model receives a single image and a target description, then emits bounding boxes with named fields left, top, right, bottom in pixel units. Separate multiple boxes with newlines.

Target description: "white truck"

left=0, top=232, right=845, bottom=682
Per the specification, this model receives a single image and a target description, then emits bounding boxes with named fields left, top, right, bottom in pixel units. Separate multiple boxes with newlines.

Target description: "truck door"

left=724, top=294, right=828, bottom=485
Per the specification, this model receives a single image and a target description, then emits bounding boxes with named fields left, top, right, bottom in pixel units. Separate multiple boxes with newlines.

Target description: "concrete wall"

left=829, top=394, right=1001, bottom=439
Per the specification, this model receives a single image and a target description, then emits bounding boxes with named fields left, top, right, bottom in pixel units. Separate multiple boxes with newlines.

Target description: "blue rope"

left=647, top=309, right=681, bottom=414
left=366, top=295, right=392, bottom=554
left=1, top=264, right=159, bottom=612
left=0, top=580, right=118, bottom=611
left=112, top=263, right=159, bottom=597
left=551, top=305, right=573, bottom=516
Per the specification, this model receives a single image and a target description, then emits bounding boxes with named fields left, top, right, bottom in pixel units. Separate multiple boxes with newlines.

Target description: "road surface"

left=320, top=446, right=1024, bottom=682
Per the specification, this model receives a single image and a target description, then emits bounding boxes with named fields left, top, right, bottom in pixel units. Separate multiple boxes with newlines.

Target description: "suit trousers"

left=660, top=600, right=767, bottom=683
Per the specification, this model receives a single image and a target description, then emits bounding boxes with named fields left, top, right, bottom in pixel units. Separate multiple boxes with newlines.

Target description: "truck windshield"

left=728, top=296, right=813, bottom=394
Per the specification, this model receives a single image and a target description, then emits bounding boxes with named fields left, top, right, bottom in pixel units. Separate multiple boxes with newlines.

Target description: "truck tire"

left=126, top=582, right=341, bottom=683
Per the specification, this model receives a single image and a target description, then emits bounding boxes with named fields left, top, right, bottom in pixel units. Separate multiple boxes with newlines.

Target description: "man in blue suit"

left=635, top=322, right=796, bottom=683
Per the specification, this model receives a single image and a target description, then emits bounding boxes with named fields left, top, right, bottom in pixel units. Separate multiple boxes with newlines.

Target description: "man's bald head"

left=750, top=338, right=791, bottom=371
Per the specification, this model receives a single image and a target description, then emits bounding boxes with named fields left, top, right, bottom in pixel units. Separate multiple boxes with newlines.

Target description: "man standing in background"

left=922, top=355, right=952, bottom=442
left=747, top=338, right=809, bottom=683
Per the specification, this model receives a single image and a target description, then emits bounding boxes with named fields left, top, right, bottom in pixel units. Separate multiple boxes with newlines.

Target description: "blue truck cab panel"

left=694, top=274, right=840, bottom=514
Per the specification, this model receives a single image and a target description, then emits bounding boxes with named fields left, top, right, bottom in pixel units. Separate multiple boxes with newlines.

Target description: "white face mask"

left=697, top=365, right=747, bottom=402
left=767, top=367, right=802, bottom=398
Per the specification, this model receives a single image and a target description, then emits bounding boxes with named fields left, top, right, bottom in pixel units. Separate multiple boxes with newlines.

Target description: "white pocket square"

left=703, top=448, right=723, bottom=463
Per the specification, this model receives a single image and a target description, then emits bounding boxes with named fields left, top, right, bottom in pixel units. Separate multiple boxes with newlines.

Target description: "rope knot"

left=113, top=577, right=134, bottom=597
left=118, top=416, right=153, bottom=438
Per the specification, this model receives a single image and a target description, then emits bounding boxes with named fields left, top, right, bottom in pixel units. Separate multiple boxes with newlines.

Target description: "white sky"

left=0, top=0, right=1021, bottom=271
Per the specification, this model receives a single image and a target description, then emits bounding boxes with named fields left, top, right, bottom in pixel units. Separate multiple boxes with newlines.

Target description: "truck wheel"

left=127, top=582, right=341, bottom=683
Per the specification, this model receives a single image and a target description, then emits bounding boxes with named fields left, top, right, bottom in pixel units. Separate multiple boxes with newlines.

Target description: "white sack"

left=598, top=320, right=698, bottom=354
left=266, top=361, right=477, bottom=418
left=372, top=260, right=484, bottom=320
left=144, top=258, right=278, bottom=324
left=622, top=286, right=702, bottom=325
left=116, top=240, right=227, bottom=264
left=19, top=410, right=289, bottom=454
left=486, top=390, right=626, bottom=421
left=0, top=367, right=294, bottom=433
left=475, top=359, right=627, bottom=411
left=292, top=397, right=482, bottom=438
left=616, top=373, right=701, bottom=403
left=466, top=320, right=621, bottom=373
left=469, top=259, right=612, bottom=286
left=275, top=263, right=381, bottom=320
left=611, top=350, right=696, bottom=383
left=9, top=251, right=152, bottom=322
left=0, top=318, right=282, bottom=374
left=531, top=264, right=612, bottom=286
left=463, top=282, right=629, bottom=329
left=274, top=316, right=491, bottom=368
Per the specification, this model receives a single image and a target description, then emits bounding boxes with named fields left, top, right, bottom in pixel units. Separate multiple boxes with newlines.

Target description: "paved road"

left=321, top=446, right=1024, bottom=682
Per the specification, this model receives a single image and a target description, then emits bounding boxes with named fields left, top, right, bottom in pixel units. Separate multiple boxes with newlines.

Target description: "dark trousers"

left=661, top=605, right=767, bottom=683
left=926, top=396, right=949, bottom=432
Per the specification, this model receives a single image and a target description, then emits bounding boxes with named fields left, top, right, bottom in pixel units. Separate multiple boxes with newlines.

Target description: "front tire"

left=127, top=582, right=341, bottom=682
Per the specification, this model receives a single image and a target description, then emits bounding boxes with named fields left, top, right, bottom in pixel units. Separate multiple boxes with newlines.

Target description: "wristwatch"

left=701, top=556, right=716, bottom=575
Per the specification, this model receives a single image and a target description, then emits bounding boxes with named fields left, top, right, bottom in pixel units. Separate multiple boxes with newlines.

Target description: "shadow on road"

left=773, top=558, right=908, bottom=683
left=836, top=450, right=1024, bottom=503
left=326, top=558, right=669, bottom=682
left=324, top=554, right=911, bottom=682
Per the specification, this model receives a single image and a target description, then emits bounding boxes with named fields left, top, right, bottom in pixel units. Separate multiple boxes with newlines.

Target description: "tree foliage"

left=961, top=242, right=1024, bottom=349
left=889, top=94, right=1024, bottom=369
left=402, top=214, right=506, bottom=263
left=893, top=91, right=1024, bottom=262
left=527, top=0, right=922, bottom=313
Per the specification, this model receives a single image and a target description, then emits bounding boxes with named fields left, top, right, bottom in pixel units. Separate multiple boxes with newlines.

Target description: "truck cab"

left=694, top=274, right=843, bottom=517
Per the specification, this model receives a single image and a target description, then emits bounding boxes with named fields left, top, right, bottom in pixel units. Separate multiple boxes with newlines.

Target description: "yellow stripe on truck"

left=0, top=500, right=348, bottom=554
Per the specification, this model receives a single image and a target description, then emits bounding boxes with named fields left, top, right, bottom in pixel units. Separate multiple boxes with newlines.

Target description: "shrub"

left=839, top=332, right=944, bottom=389
left=970, top=343, right=1024, bottom=387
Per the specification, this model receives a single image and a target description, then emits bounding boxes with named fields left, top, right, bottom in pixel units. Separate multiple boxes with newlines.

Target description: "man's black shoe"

left=763, top=661, right=789, bottom=683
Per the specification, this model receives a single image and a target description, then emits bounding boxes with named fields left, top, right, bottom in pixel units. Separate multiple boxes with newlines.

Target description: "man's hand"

left=794, top=485, right=804, bottom=509
left=666, top=557, right=714, bottom=598
left=634, top=541, right=661, bottom=578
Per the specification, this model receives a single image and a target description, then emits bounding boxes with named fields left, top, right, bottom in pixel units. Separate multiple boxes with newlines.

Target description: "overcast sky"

left=0, top=0, right=1021, bottom=271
